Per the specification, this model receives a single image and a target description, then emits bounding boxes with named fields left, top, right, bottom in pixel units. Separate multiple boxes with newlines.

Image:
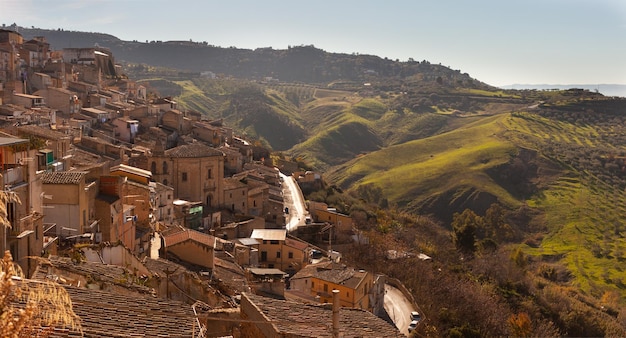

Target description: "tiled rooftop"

left=143, top=256, right=188, bottom=276
left=242, top=292, right=403, bottom=337
left=164, top=143, right=224, bottom=158
left=163, top=228, right=216, bottom=248
left=292, top=261, right=369, bottom=289
left=223, top=176, right=248, bottom=190
left=18, top=124, right=70, bottom=140
left=51, top=285, right=199, bottom=337
left=42, top=171, right=87, bottom=185
left=17, top=255, right=216, bottom=336
left=285, top=237, right=309, bottom=251
left=33, top=256, right=154, bottom=295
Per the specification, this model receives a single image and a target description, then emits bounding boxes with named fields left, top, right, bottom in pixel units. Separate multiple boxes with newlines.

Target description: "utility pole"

left=163, top=267, right=177, bottom=299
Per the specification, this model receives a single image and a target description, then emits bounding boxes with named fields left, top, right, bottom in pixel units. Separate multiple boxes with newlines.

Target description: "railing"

left=10, top=213, right=37, bottom=237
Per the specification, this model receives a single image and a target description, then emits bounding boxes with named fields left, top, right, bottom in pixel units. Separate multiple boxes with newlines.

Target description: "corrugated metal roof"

left=248, top=268, right=287, bottom=276
left=0, top=136, right=28, bottom=147
left=237, top=238, right=260, bottom=246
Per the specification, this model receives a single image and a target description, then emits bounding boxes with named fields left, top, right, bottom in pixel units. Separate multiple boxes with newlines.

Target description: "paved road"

left=280, top=172, right=307, bottom=231
left=384, top=284, right=414, bottom=336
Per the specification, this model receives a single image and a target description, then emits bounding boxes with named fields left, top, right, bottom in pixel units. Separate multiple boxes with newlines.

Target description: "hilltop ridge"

left=17, top=25, right=489, bottom=87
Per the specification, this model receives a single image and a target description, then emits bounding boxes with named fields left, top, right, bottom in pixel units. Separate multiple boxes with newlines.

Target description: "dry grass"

left=0, top=251, right=82, bottom=337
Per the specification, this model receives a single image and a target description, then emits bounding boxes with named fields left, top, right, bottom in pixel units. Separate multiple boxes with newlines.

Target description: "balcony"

left=9, top=213, right=43, bottom=239
left=2, top=165, right=26, bottom=189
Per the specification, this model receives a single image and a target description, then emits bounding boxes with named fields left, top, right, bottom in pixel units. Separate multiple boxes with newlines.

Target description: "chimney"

left=332, top=289, right=340, bottom=338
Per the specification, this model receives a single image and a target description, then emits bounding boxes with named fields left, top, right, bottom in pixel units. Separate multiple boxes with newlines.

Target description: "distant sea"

left=500, top=84, right=626, bottom=98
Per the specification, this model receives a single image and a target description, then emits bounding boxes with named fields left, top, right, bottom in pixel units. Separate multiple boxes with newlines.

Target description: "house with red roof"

left=162, top=227, right=216, bottom=270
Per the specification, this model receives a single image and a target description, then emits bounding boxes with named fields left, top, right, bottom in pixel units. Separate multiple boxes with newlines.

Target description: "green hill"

left=327, top=114, right=519, bottom=213
left=328, top=98, right=626, bottom=301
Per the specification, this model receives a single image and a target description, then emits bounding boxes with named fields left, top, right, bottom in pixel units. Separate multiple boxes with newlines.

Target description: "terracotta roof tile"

left=242, top=293, right=403, bottom=337
left=13, top=279, right=199, bottom=337
left=163, top=228, right=216, bottom=248
left=42, top=171, right=87, bottom=184
left=165, top=143, right=223, bottom=158
left=33, top=256, right=154, bottom=294
left=292, top=261, right=369, bottom=289
left=18, top=124, right=70, bottom=140
left=57, top=285, right=198, bottom=336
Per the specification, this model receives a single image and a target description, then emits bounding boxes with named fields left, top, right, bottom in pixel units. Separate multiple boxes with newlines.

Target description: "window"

left=162, top=161, right=168, bottom=174
left=288, top=252, right=293, bottom=259
left=261, top=251, right=267, bottom=261
left=229, top=193, right=232, bottom=198
left=207, top=168, right=212, bottom=179
left=276, top=251, right=281, bottom=258
left=270, top=240, right=279, bottom=245
left=323, top=284, right=328, bottom=292
left=182, top=172, right=188, bottom=181
left=151, top=161, right=156, bottom=174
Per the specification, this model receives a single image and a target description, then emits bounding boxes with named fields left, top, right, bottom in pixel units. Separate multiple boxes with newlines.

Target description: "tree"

left=508, top=312, right=532, bottom=337
left=451, top=209, right=482, bottom=252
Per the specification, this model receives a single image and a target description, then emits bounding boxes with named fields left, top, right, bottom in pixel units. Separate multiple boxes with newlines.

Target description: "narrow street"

left=280, top=172, right=307, bottom=232
left=384, top=283, right=415, bottom=336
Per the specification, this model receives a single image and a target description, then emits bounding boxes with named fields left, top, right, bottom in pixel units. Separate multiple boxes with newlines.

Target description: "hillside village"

left=0, top=29, right=416, bottom=336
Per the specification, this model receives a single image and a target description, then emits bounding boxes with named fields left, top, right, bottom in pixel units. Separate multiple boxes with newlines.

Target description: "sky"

left=2, top=0, right=625, bottom=87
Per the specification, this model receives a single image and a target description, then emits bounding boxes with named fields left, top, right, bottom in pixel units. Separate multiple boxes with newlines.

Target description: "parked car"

left=408, top=320, right=419, bottom=333
left=310, top=249, right=323, bottom=259
left=410, top=311, right=421, bottom=321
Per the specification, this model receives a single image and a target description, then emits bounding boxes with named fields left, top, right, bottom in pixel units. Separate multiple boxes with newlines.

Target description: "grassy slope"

left=174, top=80, right=216, bottom=113
left=288, top=91, right=382, bottom=169
left=328, top=114, right=519, bottom=207
left=330, top=108, right=626, bottom=299
left=502, top=112, right=626, bottom=298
